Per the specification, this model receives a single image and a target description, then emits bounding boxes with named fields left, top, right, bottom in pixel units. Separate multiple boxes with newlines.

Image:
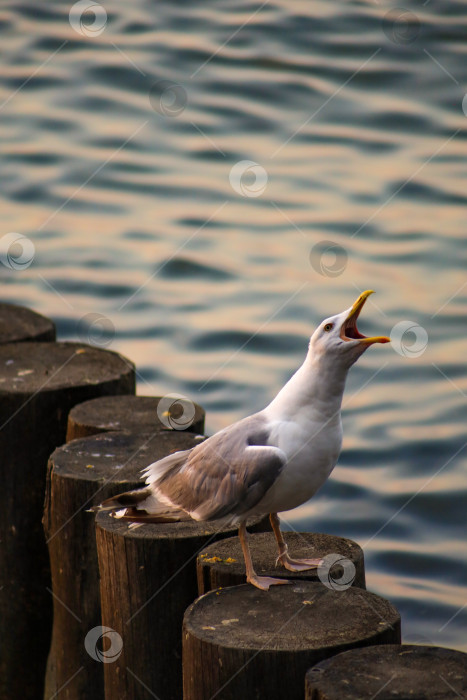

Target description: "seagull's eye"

left=323, top=323, right=333, bottom=332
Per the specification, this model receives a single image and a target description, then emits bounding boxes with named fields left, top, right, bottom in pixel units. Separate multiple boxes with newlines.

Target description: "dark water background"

left=1, top=0, right=466, bottom=652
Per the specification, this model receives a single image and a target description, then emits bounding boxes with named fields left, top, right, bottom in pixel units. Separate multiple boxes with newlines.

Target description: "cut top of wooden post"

left=0, top=302, right=55, bottom=343
left=183, top=583, right=400, bottom=700
left=184, top=582, right=400, bottom=654
left=96, top=505, right=267, bottom=542
left=0, top=342, right=134, bottom=396
left=305, top=644, right=467, bottom=699
left=66, top=394, right=205, bottom=442
left=48, top=429, right=204, bottom=490
left=197, top=531, right=366, bottom=594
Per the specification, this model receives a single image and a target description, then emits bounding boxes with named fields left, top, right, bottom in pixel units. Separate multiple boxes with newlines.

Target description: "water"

left=1, top=0, right=466, bottom=653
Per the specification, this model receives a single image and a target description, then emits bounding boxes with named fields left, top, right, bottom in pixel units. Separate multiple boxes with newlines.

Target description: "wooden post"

left=44, top=429, right=203, bottom=700
left=0, top=342, right=135, bottom=700
left=183, top=583, right=401, bottom=700
left=96, top=513, right=270, bottom=700
left=66, top=394, right=205, bottom=442
left=305, top=644, right=467, bottom=699
left=197, top=531, right=366, bottom=594
left=0, top=302, right=55, bottom=343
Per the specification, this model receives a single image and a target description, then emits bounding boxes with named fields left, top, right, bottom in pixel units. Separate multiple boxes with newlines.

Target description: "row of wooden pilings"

left=0, top=302, right=465, bottom=700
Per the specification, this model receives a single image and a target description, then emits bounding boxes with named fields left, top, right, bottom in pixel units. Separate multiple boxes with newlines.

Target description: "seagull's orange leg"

left=270, top=513, right=323, bottom=572
left=238, top=522, right=290, bottom=591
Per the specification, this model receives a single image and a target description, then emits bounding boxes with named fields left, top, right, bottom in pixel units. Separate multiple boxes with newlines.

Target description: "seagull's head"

left=309, top=290, right=390, bottom=369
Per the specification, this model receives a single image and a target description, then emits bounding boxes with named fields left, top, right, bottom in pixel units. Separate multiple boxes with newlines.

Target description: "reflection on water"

left=1, top=0, right=466, bottom=651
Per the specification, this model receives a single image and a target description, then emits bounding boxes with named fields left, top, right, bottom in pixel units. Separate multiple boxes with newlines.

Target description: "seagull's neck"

left=266, top=351, right=348, bottom=423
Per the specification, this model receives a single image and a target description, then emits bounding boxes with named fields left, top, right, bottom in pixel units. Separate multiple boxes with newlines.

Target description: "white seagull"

left=98, top=290, right=389, bottom=590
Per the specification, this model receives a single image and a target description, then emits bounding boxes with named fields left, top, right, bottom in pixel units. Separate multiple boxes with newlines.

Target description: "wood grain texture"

left=96, top=512, right=270, bottom=700
left=0, top=342, right=134, bottom=700
left=66, top=394, right=205, bottom=441
left=197, top=531, right=366, bottom=594
left=0, top=302, right=55, bottom=344
left=305, top=644, right=467, bottom=699
left=44, top=430, right=201, bottom=700
left=183, top=582, right=401, bottom=700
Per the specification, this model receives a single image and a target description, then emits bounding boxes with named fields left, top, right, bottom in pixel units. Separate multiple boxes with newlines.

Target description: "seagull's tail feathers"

left=141, top=447, right=193, bottom=485
left=89, top=448, right=195, bottom=523
left=90, top=487, right=191, bottom=523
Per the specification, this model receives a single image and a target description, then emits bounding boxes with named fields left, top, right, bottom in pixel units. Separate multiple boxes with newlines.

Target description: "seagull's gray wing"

left=150, top=413, right=286, bottom=521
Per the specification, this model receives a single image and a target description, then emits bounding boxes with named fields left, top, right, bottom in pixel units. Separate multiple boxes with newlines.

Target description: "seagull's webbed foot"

left=276, top=544, right=323, bottom=572
left=246, top=574, right=292, bottom=591
left=269, top=513, right=323, bottom=573
left=238, top=521, right=293, bottom=590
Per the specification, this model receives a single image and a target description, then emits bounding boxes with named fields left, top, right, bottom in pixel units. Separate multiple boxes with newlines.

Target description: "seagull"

left=97, top=290, right=390, bottom=590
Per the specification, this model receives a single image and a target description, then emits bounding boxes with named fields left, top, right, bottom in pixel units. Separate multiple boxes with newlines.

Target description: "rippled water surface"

left=1, top=0, right=466, bottom=652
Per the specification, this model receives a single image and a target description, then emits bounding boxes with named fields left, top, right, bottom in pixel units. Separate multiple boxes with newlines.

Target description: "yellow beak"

left=341, top=290, right=390, bottom=345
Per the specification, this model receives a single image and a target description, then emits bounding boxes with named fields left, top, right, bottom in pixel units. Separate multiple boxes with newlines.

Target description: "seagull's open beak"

left=340, top=290, right=390, bottom=345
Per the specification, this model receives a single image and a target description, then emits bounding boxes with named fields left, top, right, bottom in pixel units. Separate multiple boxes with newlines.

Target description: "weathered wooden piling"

left=197, top=531, right=366, bottom=594
left=44, top=429, right=203, bottom=700
left=0, top=302, right=56, bottom=343
left=66, top=394, right=205, bottom=441
left=305, top=644, right=467, bottom=699
left=96, top=513, right=270, bottom=700
left=0, top=342, right=134, bottom=700
left=183, top=583, right=401, bottom=700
